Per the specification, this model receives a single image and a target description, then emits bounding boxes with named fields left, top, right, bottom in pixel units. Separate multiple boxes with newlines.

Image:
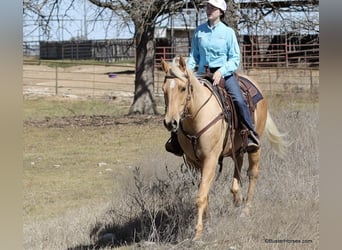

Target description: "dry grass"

left=23, top=94, right=318, bottom=249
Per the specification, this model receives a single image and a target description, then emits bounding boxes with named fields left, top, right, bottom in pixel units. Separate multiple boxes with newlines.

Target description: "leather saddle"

left=199, top=71, right=263, bottom=130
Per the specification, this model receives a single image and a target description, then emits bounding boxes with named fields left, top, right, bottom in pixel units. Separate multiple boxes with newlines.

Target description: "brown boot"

left=165, top=132, right=183, bottom=156
left=246, top=131, right=260, bottom=153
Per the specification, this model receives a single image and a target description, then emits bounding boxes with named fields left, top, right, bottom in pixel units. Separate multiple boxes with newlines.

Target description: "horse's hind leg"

left=230, top=153, right=244, bottom=207
left=243, top=150, right=261, bottom=216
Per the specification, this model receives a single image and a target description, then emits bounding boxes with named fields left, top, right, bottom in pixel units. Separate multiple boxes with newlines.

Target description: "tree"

left=235, top=0, right=319, bottom=35
left=23, top=0, right=189, bottom=115
left=23, top=1, right=318, bottom=114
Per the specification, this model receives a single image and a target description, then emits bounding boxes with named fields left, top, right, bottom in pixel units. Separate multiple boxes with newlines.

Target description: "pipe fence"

left=23, top=40, right=319, bottom=98
left=23, top=59, right=319, bottom=100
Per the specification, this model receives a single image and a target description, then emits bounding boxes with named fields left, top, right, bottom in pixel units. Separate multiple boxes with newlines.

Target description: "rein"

left=182, top=91, right=213, bottom=120
left=165, top=70, right=243, bottom=184
left=178, top=76, right=225, bottom=161
left=165, top=72, right=225, bottom=161
left=180, top=112, right=225, bottom=161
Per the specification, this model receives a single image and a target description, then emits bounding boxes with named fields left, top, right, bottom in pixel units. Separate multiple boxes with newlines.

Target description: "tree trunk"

left=129, top=25, right=158, bottom=115
left=225, top=0, right=239, bottom=32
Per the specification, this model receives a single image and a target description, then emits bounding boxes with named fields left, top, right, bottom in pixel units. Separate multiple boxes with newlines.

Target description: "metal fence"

left=23, top=38, right=319, bottom=99
left=23, top=59, right=319, bottom=100
left=155, top=43, right=319, bottom=69
left=23, top=38, right=319, bottom=69
left=241, top=43, right=319, bottom=69
left=23, top=61, right=136, bottom=98
left=38, top=39, right=135, bottom=62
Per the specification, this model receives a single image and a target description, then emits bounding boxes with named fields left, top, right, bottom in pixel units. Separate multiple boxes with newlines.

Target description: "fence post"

left=310, top=68, right=313, bottom=93
left=285, top=41, right=288, bottom=68
left=251, top=44, right=254, bottom=68
left=92, top=64, right=95, bottom=97
left=268, top=68, right=272, bottom=94
left=55, top=64, right=58, bottom=95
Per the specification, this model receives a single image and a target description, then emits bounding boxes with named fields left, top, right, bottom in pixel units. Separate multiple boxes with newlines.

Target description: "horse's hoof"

left=192, top=233, right=203, bottom=242
left=191, top=237, right=205, bottom=245
left=233, top=198, right=242, bottom=207
left=240, top=207, right=250, bottom=217
left=192, top=236, right=201, bottom=242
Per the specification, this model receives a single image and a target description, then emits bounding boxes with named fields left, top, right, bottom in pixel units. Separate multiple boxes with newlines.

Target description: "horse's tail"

left=264, top=111, right=289, bottom=158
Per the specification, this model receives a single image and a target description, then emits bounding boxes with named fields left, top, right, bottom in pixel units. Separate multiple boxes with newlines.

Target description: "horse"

left=161, top=56, right=287, bottom=241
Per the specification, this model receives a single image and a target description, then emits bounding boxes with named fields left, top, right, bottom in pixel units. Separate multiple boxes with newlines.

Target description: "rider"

left=165, top=0, right=260, bottom=155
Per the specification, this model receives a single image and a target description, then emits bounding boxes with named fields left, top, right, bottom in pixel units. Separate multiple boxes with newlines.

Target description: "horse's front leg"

left=193, top=156, right=217, bottom=241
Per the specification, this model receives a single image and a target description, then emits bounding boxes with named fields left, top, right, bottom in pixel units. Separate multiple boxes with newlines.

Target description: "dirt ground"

left=23, top=63, right=319, bottom=101
left=24, top=113, right=164, bottom=128
left=23, top=63, right=166, bottom=98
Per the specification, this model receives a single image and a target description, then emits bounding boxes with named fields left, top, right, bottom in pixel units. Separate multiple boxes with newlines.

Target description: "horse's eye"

left=180, top=86, right=186, bottom=92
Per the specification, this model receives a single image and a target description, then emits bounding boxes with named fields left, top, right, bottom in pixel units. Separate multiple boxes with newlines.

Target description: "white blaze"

left=169, top=79, right=176, bottom=89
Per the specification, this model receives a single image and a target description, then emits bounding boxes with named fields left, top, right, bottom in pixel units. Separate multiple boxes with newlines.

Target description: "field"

left=23, top=70, right=319, bottom=249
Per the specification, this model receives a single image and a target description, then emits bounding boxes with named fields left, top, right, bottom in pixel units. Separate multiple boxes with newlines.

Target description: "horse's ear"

left=161, top=57, right=170, bottom=73
left=179, top=56, right=187, bottom=72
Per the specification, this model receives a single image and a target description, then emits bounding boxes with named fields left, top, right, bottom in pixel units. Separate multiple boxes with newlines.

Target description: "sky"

left=23, top=0, right=319, bottom=42
left=23, top=0, right=203, bottom=41
left=23, top=0, right=129, bottom=41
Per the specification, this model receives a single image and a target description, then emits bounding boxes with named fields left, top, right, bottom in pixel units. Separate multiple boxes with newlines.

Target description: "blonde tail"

left=265, top=111, right=289, bottom=158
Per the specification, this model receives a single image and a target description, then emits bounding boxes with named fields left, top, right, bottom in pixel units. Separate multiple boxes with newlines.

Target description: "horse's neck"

left=189, top=74, right=208, bottom=99
left=188, top=74, right=215, bottom=117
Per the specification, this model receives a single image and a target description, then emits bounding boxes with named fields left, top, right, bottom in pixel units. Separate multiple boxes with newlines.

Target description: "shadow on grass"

left=68, top=208, right=194, bottom=249
left=68, top=166, right=196, bottom=249
left=67, top=216, right=141, bottom=249
left=105, top=70, right=135, bottom=75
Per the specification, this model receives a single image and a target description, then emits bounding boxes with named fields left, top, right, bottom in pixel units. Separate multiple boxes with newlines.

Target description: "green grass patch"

left=23, top=122, right=168, bottom=222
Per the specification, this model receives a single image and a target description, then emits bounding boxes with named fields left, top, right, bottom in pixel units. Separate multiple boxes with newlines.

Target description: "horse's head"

left=161, top=56, right=191, bottom=132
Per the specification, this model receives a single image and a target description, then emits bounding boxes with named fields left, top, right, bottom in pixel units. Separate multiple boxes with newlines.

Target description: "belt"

left=206, top=66, right=234, bottom=79
left=205, top=66, right=220, bottom=74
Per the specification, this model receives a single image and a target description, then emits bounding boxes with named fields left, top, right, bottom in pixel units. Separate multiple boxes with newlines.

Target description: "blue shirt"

left=187, top=21, right=240, bottom=77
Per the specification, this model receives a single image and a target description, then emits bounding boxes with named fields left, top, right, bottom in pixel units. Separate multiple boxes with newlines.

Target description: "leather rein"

left=165, top=74, right=225, bottom=161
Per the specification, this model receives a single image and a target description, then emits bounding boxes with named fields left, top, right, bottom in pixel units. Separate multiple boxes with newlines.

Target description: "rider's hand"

left=212, top=71, right=222, bottom=85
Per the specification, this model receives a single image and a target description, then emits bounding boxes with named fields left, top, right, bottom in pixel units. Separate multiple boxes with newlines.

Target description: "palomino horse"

left=161, top=56, right=287, bottom=240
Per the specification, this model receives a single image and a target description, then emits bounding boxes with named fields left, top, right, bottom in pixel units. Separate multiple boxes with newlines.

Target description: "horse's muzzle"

left=164, top=119, right=178, bottom=132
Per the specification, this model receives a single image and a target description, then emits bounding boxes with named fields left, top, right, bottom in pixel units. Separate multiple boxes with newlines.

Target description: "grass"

left=23, top=122, right=168, bottom=223
left=23, top=95, right=318, bottom=249
left=23, top=97, right=167, bottom=224
left=23, top=97, right=132, bottom=119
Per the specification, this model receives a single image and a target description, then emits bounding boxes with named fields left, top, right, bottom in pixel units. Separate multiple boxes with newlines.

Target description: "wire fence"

left=23, top=38, right=319, bottom=69
left=23, top=61, right=136, bottom=99
left=23, top=59, right=319, bottom=100
left=154, top=43, right=319, bottom=69
left=23, top=38, right=319, bottom=99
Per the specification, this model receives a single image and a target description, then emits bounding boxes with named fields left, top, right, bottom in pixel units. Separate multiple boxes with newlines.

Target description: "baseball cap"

left=206, top=0, right=227, bottom=12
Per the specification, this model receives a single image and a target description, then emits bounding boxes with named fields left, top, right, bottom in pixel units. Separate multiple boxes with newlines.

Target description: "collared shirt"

left=187, top=21, right=240, bottom=77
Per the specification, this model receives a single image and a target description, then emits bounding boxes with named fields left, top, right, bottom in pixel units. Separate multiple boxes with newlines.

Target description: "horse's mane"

left=169, top=57, right=188, bottom=81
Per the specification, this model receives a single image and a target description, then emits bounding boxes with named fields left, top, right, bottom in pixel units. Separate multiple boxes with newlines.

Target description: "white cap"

left=206, top=0, right=227, bottom=12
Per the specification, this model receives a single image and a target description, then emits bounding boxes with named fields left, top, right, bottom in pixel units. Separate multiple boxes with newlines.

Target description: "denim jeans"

left=224, top=74, right=257, bottom=135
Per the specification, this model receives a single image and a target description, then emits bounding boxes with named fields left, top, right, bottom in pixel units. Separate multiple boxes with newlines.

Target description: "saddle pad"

left=236, top=74, right=263, bottom=105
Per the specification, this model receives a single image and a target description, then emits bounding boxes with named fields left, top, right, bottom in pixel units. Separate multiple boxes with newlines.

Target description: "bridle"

left=164, top=74, right=191, bottom=120
left=164, top=68, right=242, bottom=184
left=164, top=72, right=225, bottom=161
left=164, top=73, right=213, bottom=120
